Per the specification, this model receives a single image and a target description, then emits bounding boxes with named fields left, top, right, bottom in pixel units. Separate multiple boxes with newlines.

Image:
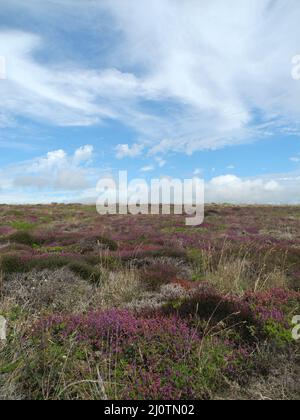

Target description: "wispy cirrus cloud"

left=1, top=0, right=300, bottom=157
left=98, top=0, right=300, bottom=154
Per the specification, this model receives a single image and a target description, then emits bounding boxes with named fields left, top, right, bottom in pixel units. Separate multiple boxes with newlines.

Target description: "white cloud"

left=290, top=156, right=300, bottom=163
left=13, top=145, right=95, bottom=191
left=30, top=149, right=67, bottom=172
left=2, top=159, right=300, bottom=204
left=264, top=180, right=280, bottom=191
left=1, top=1, right=300, bottom=155
left=140, top=165, right=155, bottom=172
left=0, top=31, right=152, bottom=128
left=155, top=157, right=167, bottom=168
left=98, top=0, right=300, bottom=154
left=0, top=32, right=106, bottom=126
left=115, top=143, right=143, bottom=159
left=205, top=174, right=300, bottom=204
left=194, top=168, right=203, bottom=176
left=74, top=145, right=94, bottom=163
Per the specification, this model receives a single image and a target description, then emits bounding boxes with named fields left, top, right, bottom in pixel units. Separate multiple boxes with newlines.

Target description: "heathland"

left=0, top=204, right=299, bottom=400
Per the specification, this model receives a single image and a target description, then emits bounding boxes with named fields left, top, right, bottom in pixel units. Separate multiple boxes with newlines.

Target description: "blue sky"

left=1, top=0, right=300, bottom=203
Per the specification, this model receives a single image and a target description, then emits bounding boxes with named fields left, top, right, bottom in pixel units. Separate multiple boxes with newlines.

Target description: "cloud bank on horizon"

left=0, top=0, right=300, bottom=204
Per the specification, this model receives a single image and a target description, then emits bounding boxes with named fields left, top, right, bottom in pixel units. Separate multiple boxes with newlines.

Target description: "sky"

left=1, top=0, right=300, bottom=204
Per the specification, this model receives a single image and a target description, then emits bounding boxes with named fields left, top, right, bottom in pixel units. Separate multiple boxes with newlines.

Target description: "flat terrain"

left=0, top=204, right=299, bottom=400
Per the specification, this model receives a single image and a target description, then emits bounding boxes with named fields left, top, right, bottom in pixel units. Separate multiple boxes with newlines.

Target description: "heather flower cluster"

left=31, top=283, right=300, bottom=399
left=38, top=309, right=199, bottom=354
left=35, top=309, right=206, bottom=399
left=1, top=204, right=300, bottom=400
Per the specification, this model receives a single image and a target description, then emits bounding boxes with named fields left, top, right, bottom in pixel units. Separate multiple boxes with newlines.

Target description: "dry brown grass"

left=220, top=351, right=300, bottom=401
left=126, top=283, right=193, bottom=312
left=3, top=268, right=95, bottom=314
left=2, top=266, right=142, bottom=315
left=194, top=243, right=289, bottom=295
left=207, top=259, right=288, bottom=295
left=97, top=267, right=142, bottom=308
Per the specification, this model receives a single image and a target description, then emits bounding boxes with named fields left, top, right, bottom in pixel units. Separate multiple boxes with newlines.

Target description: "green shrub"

left=9, top=231, right=36, bottom=246
left=152, top=247, right=187, bottom=259
left=97, top=236, right=118, bottom=251
left=68, top=261, right=102, bottom=284
left=29, top=256, right=72, bottom=271
left=84, top=254, right=120, bottom=270
left=82, top=255, right=100, bottom=265
left=162, top=287, right=263, bottom=341
left=0, top=255, right=27, bottom=273
left=10, top=221, right=35, bottom=231
left=142, top=263, right=178, bottom=291
left=264, top=320, right=294, bottom=346
left=1, top=253, right=102, bottom=284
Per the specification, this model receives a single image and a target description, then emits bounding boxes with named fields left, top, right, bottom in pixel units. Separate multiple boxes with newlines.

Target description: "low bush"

left=0, top=255, right=27, bottom=273
left=68, top=261, right=102, bottom=284
left=79, top=236, right=118, bottom=253
left=22, top=309, right=236, bottom=399
left=10, top=221, right=35, bottom=231
left=0, top=254, right=101, bottom=283
left=9, top=231, right=37, bottom=246
left=3, top=269, right=96, bottom=314
left=97, top=236, right=118, bottom=251
left=120, top=247, right=187, bottom=263
left=162, top=286, right=300, bottom=343
left=162, top=286, right=262, bottom=341
left=141, top=262, right=179, bottom=291
left=84, top=254, right=120, bottom=270
left=29, top=256, right=73, bottom=272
